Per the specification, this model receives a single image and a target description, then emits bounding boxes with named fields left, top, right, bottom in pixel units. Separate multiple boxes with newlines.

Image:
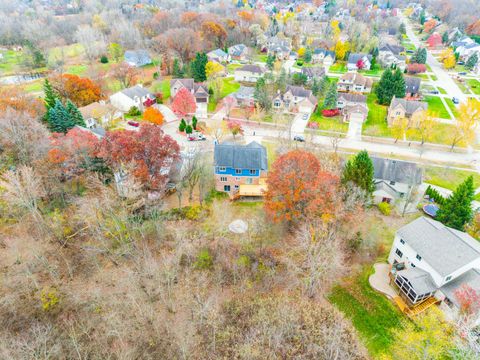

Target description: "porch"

left=231, top=178, right=268, bottom=200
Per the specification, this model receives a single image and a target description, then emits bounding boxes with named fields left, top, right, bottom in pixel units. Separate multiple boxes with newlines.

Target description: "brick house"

left=337, top=72, right=373, bottom=94
left=387, top=96, right=428, bottom=127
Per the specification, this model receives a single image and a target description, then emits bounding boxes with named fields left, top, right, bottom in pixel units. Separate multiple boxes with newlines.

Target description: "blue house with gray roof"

left=214, top=141, right=268, bottom=198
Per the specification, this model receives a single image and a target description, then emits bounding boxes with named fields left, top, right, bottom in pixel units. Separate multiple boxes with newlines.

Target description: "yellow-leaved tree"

left=205, top=61, right=224, bottom=79
left=440, top=48, right=456, bottom=69
left=331, top=20, right=341, bottom=40
left=412, top=110, right=437, bottom=145
left=391, top=116, right=409, bottom=143
left=450, top=98, right=480, bottom=150
left=335, top=41, right=350, bottom=60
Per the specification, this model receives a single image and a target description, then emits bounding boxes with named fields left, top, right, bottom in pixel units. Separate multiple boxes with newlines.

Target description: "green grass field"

left=363, top=92, right=390, bottom=137
left=48, top=43, right=84, bottom=64
left=309, top=112, right=349, bottom=133
left=424, top=96, right=450, bottom=119
left=437, top=87, right=447, bottom=94
left=220, top=77, right=240, bottom=98
left=444, top=98, right=459, bottom=118
left=0, top=50, right=24, bottom=75
left=329, top=62, right=347, bottom=73
left=467, top=79, right=480, bottom=95
left=424, top=166, right=480, bottom=191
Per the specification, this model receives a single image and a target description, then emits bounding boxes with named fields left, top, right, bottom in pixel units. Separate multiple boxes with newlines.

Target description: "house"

left=234, top=64, right=265, bottom=83
left=207, top=48, right=230, bottom=63
left=124, top=50, right=152, bottom=67
left=312, top=48, right=335, bottom=66
left=272, top=85, right=318, bottom=113
left=456, top=43, right=480, bottom=61
left=337, top=92, right=367, bottom=110
left=170, top=78, right=209, bottom=119
left=387, top=97, right=428, bottom=127
left=347, top=53, right=372, bottom=71
left=228, top=44, right=249, bottom=61
left=233, top=86, right=255, bottom=107
left=378, top=44, right=407, bottom=70
left=371, top=156, right=423, bottom=204
left=78, top=101, right=122, bottom=129
left=388, top=217, right=480, bottom=320
left=337, top=72, right=373, bottom=93
left=404, top=77, right=422, bottom=99
left=109, top=85, right=156, bottom=112
left=265, top=36, right=292, bottom=60
left=301, top=66, right=326, bottom=81
left=214, top=142, right=268, bottom=199
left=343, top=103, right=369, bottom=123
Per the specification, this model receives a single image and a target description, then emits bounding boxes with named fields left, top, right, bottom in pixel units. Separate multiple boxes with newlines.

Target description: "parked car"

left=302, top=113, right=309, bottom=120
left=406, top=49, right=414, bottom=54
left=127, top=120, right=139, bottom=127
left=187, top=132, right=206, bottom=141
left=430, top=90, right=439, bottom=94
left=457, top=61, right=465, bottom=65
left=452, top=97, right=459, bottom=104
left=458, top=71, right=467, bottom=76
left=293, top=135, right=305, bottom=142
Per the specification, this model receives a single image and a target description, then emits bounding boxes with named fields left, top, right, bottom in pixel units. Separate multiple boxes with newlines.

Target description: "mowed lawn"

left=0, top=50, right=24, bottom=75
left=424, top=166, right=480, bottom=191
left=467, top=79, right=480, bottom=95
left=424, top=96, right=451, bottom=119
left=309, top=111, right=348, bottom=133
left=363, top=92, right=390, bottom=137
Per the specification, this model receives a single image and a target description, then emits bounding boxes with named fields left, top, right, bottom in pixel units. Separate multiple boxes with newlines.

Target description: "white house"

left=170, top=78, right=209, bottom=119
left=78, top=101, right=123, bottom=129
left=207, top=49, right=230, bottom=63
left=234, top=64, right=265, bottom=83
left=347, top=53, right=372, bottom=71
left=109, top=85, right=156, bottom=112
left=388, top=217, right=480, bottom=320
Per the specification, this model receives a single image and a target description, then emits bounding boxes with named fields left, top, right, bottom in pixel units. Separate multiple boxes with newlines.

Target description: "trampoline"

left=423, top=204, right=439, bottom=217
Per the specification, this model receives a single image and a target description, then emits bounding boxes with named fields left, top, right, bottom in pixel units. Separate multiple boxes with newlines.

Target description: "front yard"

left=467, top=79, right=480, bottom=95
left=424, top=96, right=451, bottom=119
left=362, top=92, right=389, bottom=137
left=329, top=62, right=347, bottom=73
left=309, top=111, right=349, bottom=133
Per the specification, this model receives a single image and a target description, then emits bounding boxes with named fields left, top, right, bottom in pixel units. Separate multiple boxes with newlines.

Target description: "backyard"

left=424, top=166, right=480, bottom=191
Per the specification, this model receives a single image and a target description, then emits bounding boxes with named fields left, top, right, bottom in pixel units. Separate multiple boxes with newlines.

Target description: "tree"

left=436, top=176, right=475, bottom=231
left=65, top=100, right=86, bottom=127
left=226, top=120, right=243, bottom=139
left=172, top=58, right=184, bottom=78
left=391, top=116, right=409, bottom=143
left=153, top=28, right=201, bottom=63
left=414, top=110, right=436, bottom=145
left=407, top=63, right=427, bottom=74
left=171, top=88, right=196, bottom=117
left=108, top=43, right=124, bottom=62
left=51, top=74, right=102, bottom=107
left=399, top=23, right=406, bottom=35
left=356, top=59, right=365, bottom=70
left=419, top=10, right=426, bottom=25
left=223, top=96, right=237, bottom=119
left=391, top=68, right=406, bottom=98
left=297, top=47, right=306, bottom=58
left=323, top=82, right=338, bottom=110
left=179, top=118, right=187, bottom=132
left=376, top=68, right=405, bottom=105
left=427, top=33, right=442, bottom=47
left=412, top=48, right=427, bottom=64
left=466, top=53, right=478, bottom=70
left=455, top=284, right=480, bottom=316
left=335, top=40, right=349, bottom=60
left=191, top=52, right=208, bottom=82
left=185, top=124, right=193, bottom=134
left=442, top=31, right=449, bottom=44
left=47, top=99, right=75, bottom=133
left=98, top=124, right=180, bottom=191
left=423, top=19, right=437, bottom=33
left=264, top=150, right=339, bottom=224
left=292, top=73, right=308, bottom=85
left=266, top=54, right=275, bottom=70
left=254, top=77, right=271, bottom=111
left=441, top=48, right=456, bottom=69
left=449, top=99, right=479, bottom=149
left=143, top=107, right=164, bottom=126
left=311, top=78, right=320, bottom=96
left=205, top=61, right=224, bottom=79
left=191, top=116, right=197, bottom=130
left=43, top=79, right=58, bottom=110
left=110, top=63, right=139, bottom=88
left=304, top=48, right=312, bottom=63
left=341, top=150, right=375, bottom=195
left=201, top=21, right=227, bottom=48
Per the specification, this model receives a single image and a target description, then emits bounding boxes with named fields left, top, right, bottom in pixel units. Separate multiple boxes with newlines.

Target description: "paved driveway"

left=369, top=263, right=397, bottom=299
left=290, top=112, right=311, bottom=138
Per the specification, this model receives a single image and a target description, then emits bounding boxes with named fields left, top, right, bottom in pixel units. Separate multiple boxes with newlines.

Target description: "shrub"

left=307, top=121, right=319, bottom=129
left=40, top=287, right=59, bottom=311
left=192, top=116, right=198, bottom=130
left=126, top=106, right=141, bottom=116
left=378, top=202, right=391, bottom=215
left=179, top=119, right=186, bottom=132
left=322, top=109, right=340, bottom=117
left=296, top=60, right=304, bottom=66
left=425, top=185, right=446, bottom=205
left=100, top=55, right=109, bottom=63
left=185, top=124, right=193, bottom=134
left=194, top=249, right=213, bottom=270
left=153, top=71, right=159, bottom=79
left=407, top=63, right=427, bottom=74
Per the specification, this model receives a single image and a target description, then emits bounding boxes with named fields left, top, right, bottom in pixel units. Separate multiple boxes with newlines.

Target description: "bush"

left=425, top=185, right=446, bottom=205
left=100, top=55, right=108, bottom=63
left=185, top=124, right=193, bottom=134
left=126, top=106, right=141, bottom=116
left=192, top=116, right=198, bottom=130
left=296, top=60, right=304, bottom=66
left=194, top=249, right=213, bottom=270
left=407, top=63, right=427, bottom=74
left=153, top=71, right=159, bottom=79
left=40, top=287, right=59, bottom=311
left=179, top=118, right=186, bottom=132
left=322, top=109, right=340, bottom=117
left=378, top=202, right=391, bottom=215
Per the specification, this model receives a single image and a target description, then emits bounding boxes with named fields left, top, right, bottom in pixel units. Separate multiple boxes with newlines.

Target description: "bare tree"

left=75, top=25, right=106, bottom=60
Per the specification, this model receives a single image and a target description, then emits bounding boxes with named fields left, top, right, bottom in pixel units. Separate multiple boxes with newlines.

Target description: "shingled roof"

left=404, top=76, right=422, bottom=94
left=214, top=142, right=268, bottom=170
left=371, top=156, right=423, bottom=185
left=237, top=64, right=265, bottom=74
left=390, top=97, right=427, bottom=115
left=121, top=85, right=154, bottom=100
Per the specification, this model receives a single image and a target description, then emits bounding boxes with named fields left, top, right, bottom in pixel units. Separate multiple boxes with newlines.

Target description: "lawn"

left=424, top=96, right=451, bottom=119
left=23, top=80, right=43, bottom=93
left=220, top=77, right=240, bottom=98
left=226, top=63, right=242, bottom=74
left=444, top=98, right=459, bottom=118
left=253, top=53, right=268, bottom=62
left=437, top=87, right=447, bottom=94
left=65, top=64, right=88, bottom=76
left=467, top=79, right=480, bottom=95
left=0, top=49, right=24, bottom=75
left=424, top=166, right=480, bottom=191
left=329, top=62, right=347, bottom=73
left=429, top=74, right=438, bottom=81
left=309, top=112, right=348, bottom=133
left=363, top=92, right=390, bottom=137
left=402, top=42, right=416, bottom=51
left=48, top=43, right=84, bottom=63
left=361, top=65, right=383, bottom=77
left=150, top=77, right=171, bottom=101
left=329, top=266, right=404, bottom=357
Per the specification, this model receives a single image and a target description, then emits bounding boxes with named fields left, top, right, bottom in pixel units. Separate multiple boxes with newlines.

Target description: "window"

left=395, top=248, right=403, bottom=258
left=220, top=177, right=227, bottom=182
left=246, top=178, right=253, bottom=185
left=249, top=169, right=256, bottom=175
left=235, top=169, right=242, bottom=175
left=445, top=276, right=452, bottom=282
left=224, top=185, right=231, bottom=192
left=236, top=177, right=240, bottom=181
left=390, top=181, right=396, bottom=185
left=416, top=254, right=422, bottom=261
left=400, top=239, right=405, bottom=245
left=218, top=166, right=226, bottom=172
left=411, top=263, right=416, bottom=268
left=234, top=185, right=239, bottom=189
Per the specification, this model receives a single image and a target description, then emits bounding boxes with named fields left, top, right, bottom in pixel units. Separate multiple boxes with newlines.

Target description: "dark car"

left=293, top=135, right=305, bottom=142
left=457, top=61, right=465, bottom=65
left=127, top=120, right=140, bottom=127
left=452, top=97, right=460, bottom=104
left=430, top=90, right=439, bottom=95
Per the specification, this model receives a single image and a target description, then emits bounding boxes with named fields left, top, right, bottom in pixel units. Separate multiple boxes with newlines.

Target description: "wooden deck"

left=394, top=296, right=439, bottom=318
left=231, top=179, right=267, bottom=200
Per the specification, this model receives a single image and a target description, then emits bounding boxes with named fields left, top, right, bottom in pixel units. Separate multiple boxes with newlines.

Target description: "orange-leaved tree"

left=264, top=150, right=340, bottom=224
left=171, top=87, right=196, bottom=117
left=52, top=74, right=102, bottom=107
left=143, top=107, right=164, bottom=125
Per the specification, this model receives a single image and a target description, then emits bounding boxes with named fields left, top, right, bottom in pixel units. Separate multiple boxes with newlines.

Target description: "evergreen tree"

left=172, top=58, right=184, bottom=78
left=466, top=53, right=478, bottom=70
left=323, top=82, right=338, bottom=109
left=43, top=79, right=58, bottom=110
left=65, top=100, right=86, bottom=127
left=442, top=31, right=449, bottom=44
left=341, top=150, right=375, bottom=195
left=254, top=77, right=271, bottom=111
left=191, top=52, right=208, bottom=82
left=311, top=78, right=320, bottom=96
left=412, top=48, right=427, bottom=64
left=179, top=118, right=187, bottom=132
left=185, top=124, right=193, bottom=134
left=48, top=99, right=75, bottom=133
left=392, top=68, right=406, bottom=98
left=319, top=76, right=330, bottom=96
left=399, top=23, right=406, bottom=35
left=266, top=54, right=275, bottom=70
left=276, top=68, right=287, bottom=92
left=375, top=68, right=394, bottom=105
left=436, top=176, right=475, bottom=231
left=304, top=48, right=312, bottom=63
left=419, top=10, right=426, bottom=25
left=192, top=116, right=198, bottom=130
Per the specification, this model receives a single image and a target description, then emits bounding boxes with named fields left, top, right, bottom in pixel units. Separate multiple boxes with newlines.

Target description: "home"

left=272, top=85, right=318, bottom=113
left=170, top=78, right=209, bottom=119
left=337, top=92, right=367, bottom=110
left=109, top=85, right=156, bottom=112
left=371, top=156, right=423, bottom=205
left=124, top=50, right=152, bottom=67
left=342, top=103, right=369, bottom=123
left=312, top=48, right=335, bottom=66
left=378, top=44, right=406, bottom=70
left=214, top=141, right=268, bottom=199
left=228, top=44, right=249, bottom=61
left=234, top=64, right=265, bottom=83
left=404, top=77, right=422, bottom=99
left=388, top=217, right=480, bottom=320
left=347, top=53, right=372, bottom=71
left=387, top=96, right=428, bottom=127
left=456, top=43, right=480, bottom=61
left=233, top=86, right=255, bottom=107
left=78, top=101, right=122, bottom=129
left=337, top=72, right=373, bottom=93
left=301, top=66, right=326, bottom=82
left=207, top=48, right=230, bottom=63
left=265, top=36, right=292, bottom=60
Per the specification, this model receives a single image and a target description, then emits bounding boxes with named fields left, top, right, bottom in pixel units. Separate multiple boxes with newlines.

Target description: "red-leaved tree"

left=454, top=284, right=480, bottom=315
left=226, top=119, right=243, bottom=139
left=407, top=63, right=427, bottom=74
left=224, top=95, right=237, bottom=119
left=171, top=87, right=196, bottom=117
left=356, top=59, right=365, bottom=70
left=99, top=124, right=180, bottom=190
left=427, top=33, right=442, bottom=48
left=264, top=150, right=340, bottom=224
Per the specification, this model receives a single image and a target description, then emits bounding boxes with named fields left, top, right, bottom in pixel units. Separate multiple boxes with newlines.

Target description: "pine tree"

left=172, top=58, right=184, bottom=78
left=179, top=119, right=186, bottom=132
left=376, top=68, right=394, bottom=105
left=66, top=100, right=86, bottom=127
left=185, top=124, right=193, bottom=134
left=399, top=23, right=406, bottom=35
left=413, top=48, right=427, bottom=64
left=191, top=52, right=208, bottom=82
left=266, top=54, right=275, bottom=70
left=192, top=116, right=198, bottom=130
left=341, top=150, right=375, bottom=195
left=48, top=99, right=74, bottom=133
left=312, top=78, right=320, bottom=96
left=392, top=68, right=406, bottom=98
left=419, top=10, right=426, bottom=25
left=304, top=48, right=312, bottom=63
left=466, top=53, right=478, bottom=70
left=442, top=31, right=449, bottom=44
left=43, top=79, right=58, bottom=110
left=323, top=82, right=338, bottom=110
left=254, top=77, right=271, bottom=111
left=436, top=176, right=475, bottom=231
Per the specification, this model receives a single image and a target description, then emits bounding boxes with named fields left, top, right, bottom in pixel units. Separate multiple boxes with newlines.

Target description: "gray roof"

left=440, top=269, right=480, bottom=307
left=371, top=156, right=422, bottom=184
left=405, top=76, right=421, bottom=94
left=233, top=86, right=255, bottom=99
left=237, top=64, right=265, bottom=74
left=228, top=44, right=247, bottom=57
left=208, top=48, right=228, bottom=58
left=348, top=53, right=372, bottom=64
left=214, top=142, right=268, bottom=170
left=313, top=48, right=335, bottom=57
left=380, top=44, right=405, bottom=55
left=124, top=50, right=151, bottom=67
left=286, top=85, right=312, bottom=98
left=390, top=97, right=427, bottom=115
left=301, top=66, right=325, bottom=78
left=121, top=85, right=154, bottom=100
left=397, top=267, right=437, bottom=294
left=397, top=217, right=480, bottom=277
left=338, top=93, right=367, bottom=103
